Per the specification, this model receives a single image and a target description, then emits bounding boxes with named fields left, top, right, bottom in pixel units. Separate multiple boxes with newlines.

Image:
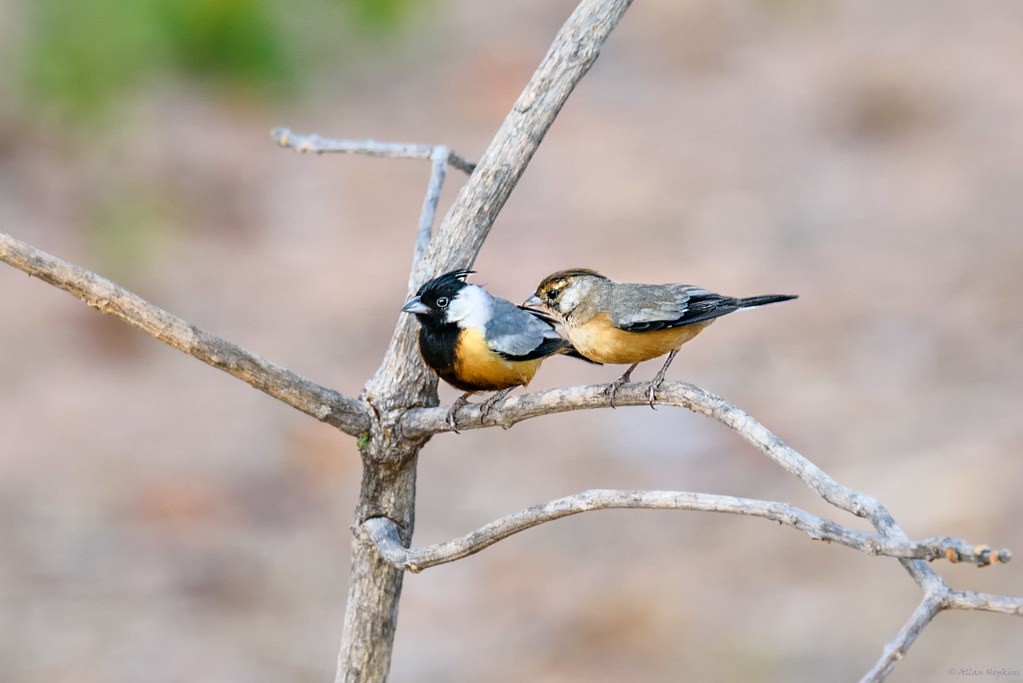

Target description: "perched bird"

left=402, top=269, right=595, bottom=430
left=525, top=268, right=797, bottom=406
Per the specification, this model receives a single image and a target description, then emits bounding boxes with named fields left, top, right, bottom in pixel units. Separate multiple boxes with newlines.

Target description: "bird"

left=525, top=268, right=797, bottom=407
left=402, top=269, right=596, bottom=430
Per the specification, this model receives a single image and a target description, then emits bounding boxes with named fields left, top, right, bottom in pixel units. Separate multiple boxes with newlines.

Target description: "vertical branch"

left=364, top=0, right=634, bottom=402
left=408, top=146, right=451, bottom=290
left=336, top=2, right=635, bottom=682
left=419, top=0, right=635, bottom=278
left=336, top=453, right=420, bottom=683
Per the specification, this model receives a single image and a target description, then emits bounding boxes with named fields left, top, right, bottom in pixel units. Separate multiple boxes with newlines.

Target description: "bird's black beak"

left=522, top=294, right=543, bottom=309
left=401, top=296, right=430, bottom=315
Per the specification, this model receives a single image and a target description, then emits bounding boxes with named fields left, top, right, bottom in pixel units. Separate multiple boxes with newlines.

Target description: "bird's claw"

left=604, top=364, right=638, bottom=408
left=479, top=388, right=514, bottom=423
left=446, top=393, right=473, bottom=434
left=445, top=406, right=462, bottom=433
left=603, top=378, right=628, bottom=408
left=646, top=381, right=660, bottom=409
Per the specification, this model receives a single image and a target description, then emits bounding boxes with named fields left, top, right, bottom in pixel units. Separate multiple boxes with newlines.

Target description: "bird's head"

left=402, top=269, right=484, bottom=328
left=525, top=268, right=608, bottom=320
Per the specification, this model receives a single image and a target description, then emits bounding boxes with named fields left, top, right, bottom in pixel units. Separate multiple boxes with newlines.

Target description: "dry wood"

left=359, top=491, right=1009, bottom=573
left=2, top=0, right=1020, bottom=680
left=0, top=232, right=370, bottom=436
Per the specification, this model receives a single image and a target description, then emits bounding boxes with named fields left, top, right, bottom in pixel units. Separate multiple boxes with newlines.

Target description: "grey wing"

left=610, top=283, right=703, bottom=328
left=485, top=297, right=557, bottom=357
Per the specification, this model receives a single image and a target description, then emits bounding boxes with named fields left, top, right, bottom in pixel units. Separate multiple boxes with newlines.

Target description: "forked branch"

left=272, top=127, right=476, bottom=175
left=402, top=382, right=1012, bottom=571
left=4, top=0, right=1017, bottom=678
left=392, top=379, right=1021, bottom=681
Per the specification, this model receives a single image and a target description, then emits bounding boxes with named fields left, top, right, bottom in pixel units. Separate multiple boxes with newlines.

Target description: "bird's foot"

left=446, top=393, right=473, bottom=433
left=603, top=364, right=638, bottom=408
left=646, top=380, right=662, bottom=409
left=646, top=350, right=678, bottom=409
left=603, top=377, right=628, bottom=408
left=479, top=388, right=514, bottom=423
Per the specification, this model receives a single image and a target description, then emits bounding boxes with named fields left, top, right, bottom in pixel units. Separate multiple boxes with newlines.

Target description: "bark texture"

left=334, top=2, right=634, bottom=680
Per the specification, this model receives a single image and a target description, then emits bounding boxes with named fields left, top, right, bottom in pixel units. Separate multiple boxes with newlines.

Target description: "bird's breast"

left=451, top=327, right=541, bottom=391
left=566, top=313, right=711, bottom=364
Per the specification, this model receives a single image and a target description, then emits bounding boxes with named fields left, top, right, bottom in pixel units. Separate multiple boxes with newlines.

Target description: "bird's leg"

left=446, top=392, right=473, bottom=433
left=604, top=363, right=639, bottom=408
left=647, top=349, right=679, bottom=408
left=479, top=387, right=515, bottom=423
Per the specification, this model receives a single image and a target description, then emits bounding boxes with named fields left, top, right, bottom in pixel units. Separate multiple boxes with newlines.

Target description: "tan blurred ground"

left=2, top=1, right=1023, bottom=681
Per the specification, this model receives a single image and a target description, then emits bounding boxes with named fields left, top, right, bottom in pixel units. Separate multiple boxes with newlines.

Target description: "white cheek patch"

left=558, top=282, right=587, bottom=316
left=446, top=285, right=493, bottom=330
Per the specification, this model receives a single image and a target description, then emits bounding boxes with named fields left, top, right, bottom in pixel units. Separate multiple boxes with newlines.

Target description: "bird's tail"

left=737, top=294, right=798, bottom=309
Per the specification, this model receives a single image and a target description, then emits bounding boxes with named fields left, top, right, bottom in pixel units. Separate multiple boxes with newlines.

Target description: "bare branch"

left=339, top=4, right=636, bottom=678
left=405, top=381, right=869, bottom=515
left=363, top=0, right=634, bottom=406
left=358, top=490, right=1009, bottom=573
left=0, top=232, right=371, bottom=436
left=862, top=594, right=944, bottom=683
left=404, top=384, right=952, bottom=531
left=398, top=381, right=932, bottom=527
left=403, top=378, right=1018, bottom=678
left=271, top=129, right=475, bottom=286
left=413, top=0, right=635, bottom=280
left=271, top=127, right=476, bottom=175
left=409, top=146, right=451, bottom=287
left=947, top=589, right=1023, bottom=616
left=9, top=0, right=1011, bottom=676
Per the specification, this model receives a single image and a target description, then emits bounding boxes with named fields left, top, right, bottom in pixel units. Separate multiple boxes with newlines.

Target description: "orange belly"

left=451, top=328, right=542, bottom=391
left=567, top=313, right=711, bottom=365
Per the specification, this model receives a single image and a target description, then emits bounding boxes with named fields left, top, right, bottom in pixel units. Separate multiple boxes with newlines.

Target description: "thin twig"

left=413, top=0, right=636, bottom=276
left=861, top=594, right=944, bottom=683
left=358, top=490, right=1008, bottom=573
left=409, top=146, right=451, bottom=290
left=0, top=232, right=371, bottom=436
left=946, top=589, right=1023, bottom=616
left=271, top=129, right=473, bottom=286
left=271, top=127, right=476, bottom=175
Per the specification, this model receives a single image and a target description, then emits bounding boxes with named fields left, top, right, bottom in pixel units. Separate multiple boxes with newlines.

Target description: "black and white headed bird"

left=402, top=269, right=595, bottom=430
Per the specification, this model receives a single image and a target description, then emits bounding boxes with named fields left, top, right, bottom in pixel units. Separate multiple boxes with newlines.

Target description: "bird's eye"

left=436, top=296, right=449, bottom=308
left=547, top=288, right=561, bottom=301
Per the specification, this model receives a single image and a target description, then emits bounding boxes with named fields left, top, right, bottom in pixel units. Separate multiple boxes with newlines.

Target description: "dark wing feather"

left=615, top=291, right=799, bottom=331
left=616, top=289, right=741, bottom=331
left=488, top=302, right=600, bottom=363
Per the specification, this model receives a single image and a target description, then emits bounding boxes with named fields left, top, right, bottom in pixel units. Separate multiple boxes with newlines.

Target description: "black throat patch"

left=417, top=322, right=460, bottom=379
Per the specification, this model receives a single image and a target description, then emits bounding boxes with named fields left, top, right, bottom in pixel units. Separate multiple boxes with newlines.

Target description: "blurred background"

left=2, top=0, right=1022, bottom=681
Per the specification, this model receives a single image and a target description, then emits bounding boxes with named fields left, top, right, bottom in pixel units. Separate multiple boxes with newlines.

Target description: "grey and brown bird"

left=525, top=268, right=797, bottom=406
left=402, top=269, right=596, bottom=430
